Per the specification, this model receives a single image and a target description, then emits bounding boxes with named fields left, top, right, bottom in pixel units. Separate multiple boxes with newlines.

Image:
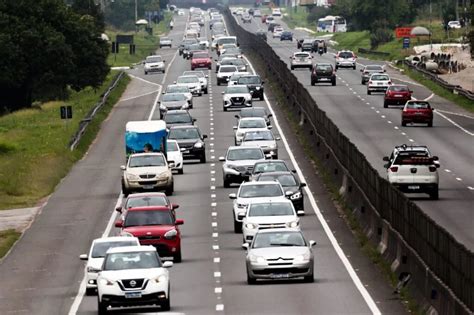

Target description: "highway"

left=234, top=14, right=474, bottom=250
left=0, top=10, right=409, bottom=315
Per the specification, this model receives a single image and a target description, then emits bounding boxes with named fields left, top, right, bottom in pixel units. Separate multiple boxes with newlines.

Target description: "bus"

left=317, top=15, right=347, bottom=33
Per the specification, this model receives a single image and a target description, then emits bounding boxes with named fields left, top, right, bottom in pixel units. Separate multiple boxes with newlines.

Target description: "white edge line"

left=435, top=109, right=474, bottom=119
left=128, top=74, right=161, bottom=87
left=119, top=90, right=157, bottom=102
left=435, top=111, right=474, bottom=136
left=244, top=55, right=381, bottom=314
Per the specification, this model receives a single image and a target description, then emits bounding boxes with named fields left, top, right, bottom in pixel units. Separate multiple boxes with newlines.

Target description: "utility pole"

left=135, top=0, right=138, bottom=23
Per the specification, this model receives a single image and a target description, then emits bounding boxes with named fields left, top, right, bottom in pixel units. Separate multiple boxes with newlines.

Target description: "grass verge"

left=0, top=72, right=130, bottom=210
left=0, top=229, right=21, bottom=259
left=107, top=12, right=172, bottom=67
left=247, top=50, right=421, bottom=314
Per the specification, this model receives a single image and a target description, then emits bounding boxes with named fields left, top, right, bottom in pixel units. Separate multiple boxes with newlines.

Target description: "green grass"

left=0, top=229, right=21, bottom=259
left=0, top=72, right=130, bottom=210
left=107, top=12, right=172, bottom=67
left=400, top=65, right=474, bottom=113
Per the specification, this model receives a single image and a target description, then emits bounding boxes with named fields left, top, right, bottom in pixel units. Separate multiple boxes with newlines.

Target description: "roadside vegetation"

left=0, top=72, right=130, bottom=210
left=0, top=229, right=21, bottom=259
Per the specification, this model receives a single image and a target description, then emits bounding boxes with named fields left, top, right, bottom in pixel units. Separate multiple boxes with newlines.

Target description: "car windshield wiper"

left=270, top=243, right=298, bottom=246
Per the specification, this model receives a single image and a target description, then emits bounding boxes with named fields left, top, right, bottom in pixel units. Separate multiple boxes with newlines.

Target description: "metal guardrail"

left=69, top=71, right=125, bottom=151
left=223, top=8, right=473, bottom=313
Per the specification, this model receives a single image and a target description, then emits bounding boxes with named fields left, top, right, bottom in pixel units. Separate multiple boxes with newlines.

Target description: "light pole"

left=135, top=0, right=138, bottom=23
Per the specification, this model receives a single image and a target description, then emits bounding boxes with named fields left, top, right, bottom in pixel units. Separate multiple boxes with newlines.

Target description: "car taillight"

left=390, top=166, right=398, bottom=172
left=388, top=81, right=392, bottom=85
left=429, top=166, right=437, bottom=172
left=364, top=71, right=368, bottom=74
left=368, top=81, right=372, bottom=84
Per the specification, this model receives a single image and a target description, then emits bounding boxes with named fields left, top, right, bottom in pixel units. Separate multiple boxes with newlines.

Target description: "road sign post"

left=402, top=37, right=410, bottom=49
left=60, top=105, right=72, bottom=131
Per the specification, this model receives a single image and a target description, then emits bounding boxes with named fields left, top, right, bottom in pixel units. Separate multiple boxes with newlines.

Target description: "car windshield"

left=371, top=74, right=389, bottom=81
left=183, top=71, right=204, bottom=78
left=167, top=86, right=189, bottom=93
left=393, top=151, right=433, bottom=165
left=253, top=231, right=306, bottom=248
left=338, top=52, right=354, bottom=58
left=316, top=64, right=332, bottom=71
left=240, top=108, right=266, bottom=118
left=165, top=113, right=191, bottom=124
left=146, top=56, right=162, bottom=63
left=239, top=184, right=283, bottom=198
left=177, top=76, right=199, bottom=83
left=229, top=74, right=244, bottom=81
left=160, top=37, right=170, bottom=41
left=193, top=53, right=209, bottom=59
left=103, top=251, right=161, bottom=270
left=240, top=119, right=266, bottom=128
left=91, top=241, right=138, bottom=258
left=220, top=66, right=237, bottom=73
left=225, top=48, right=241, bottom=54
left=126, top=196, right=168, bottom=209
left=129, top=155, right=166, bottom=167
left=226, top=86, right=248, bottom=94
left=366, top=65, right=383, bottom=71
left=253, top=162, right=289, bottom=174
left=406, top=101, right=430, bottom=109
left=227, top=148, right=264, bottom=161
left=238, top=76, right=260, bottom=84
left=230, top=59, right=245, bottom=66
left=248, top=202, right=294, bottom=217
left=222, top=44, right=237, bottom=49
left=243, top=131, right=273, bottom=141
left=294, top=53, right=309, bottom=58
left=162, top=93, right=186, bottom=101
left=124, top=210, right=174, bottom=227
left=389, top=85, right=409, bottom=92
left=218, top=38, right=237, bottom=45
left=168, top=128, right=200, bottom=139
left=259, top=174, right=297, bottom=187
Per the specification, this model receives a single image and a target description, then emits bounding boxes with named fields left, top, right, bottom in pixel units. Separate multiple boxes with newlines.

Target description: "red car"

left=115, top=206, right=184, bottom=262
left=384, top=85, right=412, bottom=108
left=261, top=14, right=267, bottom=23
left=401, top=100, right=434, bottom=127
left=191, top=51, right=212, bottom=70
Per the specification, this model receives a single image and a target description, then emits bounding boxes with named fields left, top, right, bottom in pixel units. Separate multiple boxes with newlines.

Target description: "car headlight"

left=286, top=220, right=299, bottom=228
left=154, top=274, right=168, bottom=283
left=293, top=253, right=310, bottom=262
left=245, top=223, right=257, bottom=229
left=224, top=164, right=236, bottom=170
left=236, top=203, right=247, bottom=209
left=255, top=87, right=261, bottom=90
left=99, top=278, right=114, bottom=286
left=164, top=229, right=177, bottom=239
left=181, top=103, right=189, bottom=109
left=87, top=266, right=101, bottom=273
left=159, top=104, right=167, bottom=111
left=158, top=172, right=169, bottom=180
left=194, top=142, right=203, bottom=148
left=121, top=231, right=135, bottom=237
left=269, top=143, right=277, bottom=149
left=250, top=255, right=265, bottom=263
left=290, top=192, right=302, bottom=200
left=126, top=173, right=139, bottom=180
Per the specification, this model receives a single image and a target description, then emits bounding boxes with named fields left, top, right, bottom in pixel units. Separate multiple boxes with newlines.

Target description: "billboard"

left=395, top=27, right=415, bottom=38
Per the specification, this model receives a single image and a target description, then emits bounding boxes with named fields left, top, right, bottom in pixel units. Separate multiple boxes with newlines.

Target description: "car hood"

left=126, top=166, right=169, bottom=175
left=161, top=100, right=188, bottom=108
left=225, top=93, right=251, bottom=99
left=241, top=140, right=276, bottom=148
left=225, top=159, right=264, bottom=166
left=167, top=151, right=182, bottom=161
left=122, top=224, right=175, bottom=236
left=236, top=196, right=287, bottom=204
left=177, top=82, right=200, bottom=88
left=249, top=246, right=309, bottom=259
left=100, top=268, right=167, bottom=281
left=245, top=215, right=297, bottom=225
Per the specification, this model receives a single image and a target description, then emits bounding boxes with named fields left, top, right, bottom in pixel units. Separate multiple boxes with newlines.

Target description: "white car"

left=167, top=140, right=183, bottom=174
left=272, top=8, right=282, bottom=16
left=97, top=246, right=173, bottom=313
left=240, top=130, right=280, bottom=159
left=447, top=21, right=461, bottom=29
left=217, top=65, right=238, bottom=86
left=290, top=52, right=313, bottom=70
left=253, top=10, right=262, bottom=17
left=242, top=200, right=300, bottom=244
left=80, top=236, right=140, bottom=295
left=182, top=70, right=208, bottom=94
left=175, top=75, right=202, bottom=96
left=222, top=85, right=253, bottom=111
left=367, top=73, right=392, bottom=95
left=233, top=117, right=270, bottom=145
left=177, top=9, right=185, bottom=16
left=163, top=84, right=193, bottom=108
left=198, top=37, right=210, bottom=49
left=121, top=153, right=174, bottom=196
left=229, top=181, right=289, bottom=233
left=144, top=55, right=165, bottom=75
left=265, top=16, right=275, bottom=24
left=273, top=27, right=284, bottom=38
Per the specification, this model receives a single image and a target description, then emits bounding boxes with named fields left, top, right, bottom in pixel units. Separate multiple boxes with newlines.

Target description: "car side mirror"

left=202, top=134, right=208, bottom=139
left=175, top=219, right=184, bottom=225
left=172, top=204, right=180, bottom=210
left=233, top=126, right=238, bottom=130
left=120, top=165, right=126, bottom=171
left=162, top=92, right=166, bottom=94
left=115, top=206, right=123, bottom=213
left=114, top=220, right=123, bottom=228
left=79, top=254, right=88, bottom=261
left=261, top=81, right=264, bottom=84
left=265, top=154, right=272, bottom=159
left=218, top=156, right=226, bottom=161
left=309, top=240, right=316, bottom=247
left=163, top=261, right=174, bottom=268
left=168, top=162, right=175, bottom=168
left=300, top=183, right=307, bottom=187
left=229, top=193, right=237, bottom=199
left=242, top=243, right=249, bottom=250
left=237, top=213, right=246, bottom=220
left=285, top=191, right=293, bottom=197
left=275, top=136, right=281, bottom=141
left=268, top=126, right=272, bottom=129
left=360, top=69, right=363, bottom=72
left=383, top=156, right=390, bottom=162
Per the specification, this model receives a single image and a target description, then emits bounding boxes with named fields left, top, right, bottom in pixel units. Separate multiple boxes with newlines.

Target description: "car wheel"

left=224, top=179, right=230, bottom=188
left=223, top=106, right=227, bottom=112
left=217, top=81, right=221, bottom=86
left=204, top=88, right=208, bottom=94
left=427, top=120, right=433, bottom=127
left=291, top=66, right=294, bottom=70
left=121, top=181, right=130, bottom=197
left=353, top=65, right=356, bottom=70
left=332, top=80, right=336, bottom=86
left=85, top=287, right=96, bottom=296
left=260, top=94, right=264, bottom=101
left=335, top=65, right=338, bottom=70
left=200, top=154, right=206, bottom=164
left=311, top=80, right=315, bottom=86
left=430, top=187, right=439, bottom=200
left=361, top=80, right=365, bottom=85
left=401, top=120, right=407, bottom=126
left=178, top=168, right=184, bottom=175
left=367, top=90, right=371, bottom=95
left=165, top=184, right=173, bottom=196
left=161, top=295, right=171, bottom=311
left=98, top=298, right=108, bottom=315
left=162, top=69, right=166, bottom=74
left=234, top=219, right=242, bottom=233
left=174, top=250, right=182, bottom=263
left=144, top=71, right=148, bottom=75
left=304, top=273, right=314, bottom=283
left=383, top=101, right=388, bottom=108
left=247, top=272, right=257, bottom=285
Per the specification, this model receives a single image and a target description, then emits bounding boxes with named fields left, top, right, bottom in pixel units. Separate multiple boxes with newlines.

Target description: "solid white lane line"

left=128, top=74, right=161, bottom=86
left=119, top=90, right=158, bottom=102
left=423, top=93, right=435, bottom=101
left=244, top=56, right=381, bottom=315
left=434, top=111, right=474, bottom=136
left=435, top=109, right=474, bottom=119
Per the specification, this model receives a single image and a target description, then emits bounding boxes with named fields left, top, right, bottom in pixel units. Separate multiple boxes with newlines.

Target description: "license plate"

left=320, top=78, right=330, bottom=81
left=408, top=185, right=420, bottom=190
left=143, top=185, right=154, bottom=189
left=182, top=150, right=190, bottom=154
left=377, top=82, right=383, bottom=85
left=415, top=112, right=422, bottom=115
left=199, top=64, right=205, bottom=66
left=125, top=292, right=142, bottom=298
left=395, top=95, right=403, bottom=97
left=271, top=274, right=290, bottom=279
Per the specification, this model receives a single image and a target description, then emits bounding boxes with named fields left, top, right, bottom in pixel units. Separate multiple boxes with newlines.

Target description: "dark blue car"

left=280, top=31, right=293, bottom=41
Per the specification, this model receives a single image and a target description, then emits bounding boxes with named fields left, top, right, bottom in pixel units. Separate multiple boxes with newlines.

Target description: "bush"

left=370, top=28, right=394, bottom=49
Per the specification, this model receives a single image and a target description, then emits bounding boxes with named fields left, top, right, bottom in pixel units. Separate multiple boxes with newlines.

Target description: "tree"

left=0, top=0, right=109, bottom=110
left=71, top=0, right=106, bottom=31
left=104, top=0, right=161, bottom=30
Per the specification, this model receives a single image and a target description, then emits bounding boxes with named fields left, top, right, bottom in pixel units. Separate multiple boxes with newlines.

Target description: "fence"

left=69, top=71, right=125, bottom=150
left=223, top=8, right=473, bottom=314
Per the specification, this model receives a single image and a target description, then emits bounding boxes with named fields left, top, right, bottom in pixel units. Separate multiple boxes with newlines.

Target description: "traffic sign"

left=395, top=27, right=414, bottom=38
left=60, top=106, right=72, bottom=119
left=402, top=37, right=410, bottom=49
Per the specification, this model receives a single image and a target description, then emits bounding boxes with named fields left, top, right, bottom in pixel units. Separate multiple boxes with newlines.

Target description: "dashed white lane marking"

left=214, top=272, right=221, bottom=278
left=211, top=186, right=216, bottom=190
left=387, top=121, right=392, bottom=124
left=212, top=232, right=218, bottom=238
left=211, top=202, right=217, bottom=207
left=213, top=257, right=221, bottom=263
left=445, top=169, right=452, bottom=173
left=211, top=194, right=216, bottom=198
left=401, top=132, right=407, bottom=135
left=394, top=126, right=399, bottom=130
left=214, top=287, right=222, bottom=293
left=381, top=115, right=386, bottom=119
left=212, top=222, right=218, bottom=227
left=408, top=139, right=414, bottom=142
left=456, top=177, right=462, bottom=181
left=211, top=177, right=216, bottom=182
left=128, top=74, right=161, bottom=86
left=216, top=304, right=224, bottom=311
left=468, top=186, right=474, bottom=190
left=211, top=212, right=217, bottom=217
left=213, top=245, right=219, bottom=250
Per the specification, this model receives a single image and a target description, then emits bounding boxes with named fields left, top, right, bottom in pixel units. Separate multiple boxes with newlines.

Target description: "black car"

left=168, top=125, right=207, bottom=163
left=256, top=30, right=267, bottom=41
left=311, top=39, right=327, bottom=53
left=178, top=39, right=198, bottom=56
left=311, top=63, right=336, bottom=86
left=280, top=31, right=293, bottom=41
left=250, top=160, right=291, bottom=180
left=300, top=39, right=313, bottom=52
left=236, top=107, right=272, bottom=126
left=162, top=110, right=196, bottom=127
left=268, top=22, right=280, bottom=32
left=237, top=75, right=264, bottom=101
left=183, top=43, right=205, bottom=59
left=296, top=38, right=308, bottom=49
left=255, top=171, right=306, bottom=213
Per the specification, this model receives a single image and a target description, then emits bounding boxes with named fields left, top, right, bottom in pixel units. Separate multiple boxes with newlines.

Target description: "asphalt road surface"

left=0, top=11, right=409, bottom=315
left=234, top=14, right=474, bottom=250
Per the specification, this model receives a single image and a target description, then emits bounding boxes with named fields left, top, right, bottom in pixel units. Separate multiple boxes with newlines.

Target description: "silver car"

left=163, top=85, right=193, bottom=108
left=290, top=52, right=313, bottom=70
left=243, top=228, right=316, bottom=284
left=360, top=65, right=385, bottom=85
left=175, top=75, right=202, bottom=96
left=158, top=93, right=190, bottom=118
left=219, top=146, right=267, bottom=187
left=183, top=70, right=209, bottom=94
left=240, top=130, right=280, bottom=159
left=144, top=55, right=165, bottom=75
left=159, top=37, right=172, bottom=48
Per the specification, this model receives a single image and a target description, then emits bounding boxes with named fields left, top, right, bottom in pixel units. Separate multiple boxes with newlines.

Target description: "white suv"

left=335, top=50, right=357, bottom=70
left=233, top=117, right=270, bottom=145
left=97, top=246, right=173, bottom=313
left=229, top=181, right=290, bottom=233
left=383, top=145, right=440, bottom=199
left=241, top=200, right=299, bottom=244
left=367, top=73, right=392, bottom=95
